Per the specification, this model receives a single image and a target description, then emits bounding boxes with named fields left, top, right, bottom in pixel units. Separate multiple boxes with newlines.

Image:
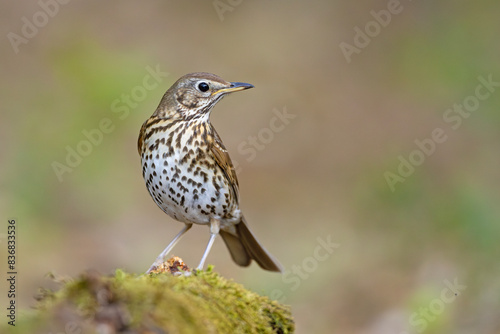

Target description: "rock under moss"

left=6, top=265, right=294, bottom=333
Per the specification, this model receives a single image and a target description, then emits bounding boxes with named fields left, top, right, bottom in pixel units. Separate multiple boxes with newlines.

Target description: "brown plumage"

left=138, top=72, right=282, bottom=273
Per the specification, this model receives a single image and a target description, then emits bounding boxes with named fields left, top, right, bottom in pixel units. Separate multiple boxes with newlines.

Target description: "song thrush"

left=138, top=72, right=282, bottom=273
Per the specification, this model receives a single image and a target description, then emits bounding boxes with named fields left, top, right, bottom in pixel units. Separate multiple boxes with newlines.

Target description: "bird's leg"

left=146, top=224, right=192, bottom=274
left=196, top=219, right=220, bottom=271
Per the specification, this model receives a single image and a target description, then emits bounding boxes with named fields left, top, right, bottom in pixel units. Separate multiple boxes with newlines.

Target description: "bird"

left=138, top=72, right=283, bottom=273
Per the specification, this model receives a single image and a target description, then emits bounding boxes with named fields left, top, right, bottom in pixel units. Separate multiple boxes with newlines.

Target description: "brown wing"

left=210, top=127, right=240, bottom=204
left=137, top=121, right=147, bottom=155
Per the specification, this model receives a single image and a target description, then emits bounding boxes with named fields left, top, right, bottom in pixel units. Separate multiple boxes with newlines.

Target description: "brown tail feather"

left=220, top=229, right=251, bottom=267
left=221, top=217, right=282, bottom=272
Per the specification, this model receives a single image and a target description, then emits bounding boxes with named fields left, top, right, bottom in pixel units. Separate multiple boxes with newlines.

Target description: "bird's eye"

left=198, top=82, right=210, bottom=92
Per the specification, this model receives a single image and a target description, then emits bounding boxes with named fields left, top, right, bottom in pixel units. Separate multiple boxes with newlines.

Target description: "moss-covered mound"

left=9, top=267, right=294, bottom=333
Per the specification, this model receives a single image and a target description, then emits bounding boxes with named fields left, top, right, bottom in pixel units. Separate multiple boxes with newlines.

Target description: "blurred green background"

left=1, top=1, right=500, bottom=333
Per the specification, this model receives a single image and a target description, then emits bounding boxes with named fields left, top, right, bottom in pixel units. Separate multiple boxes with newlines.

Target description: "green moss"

left=6, top=267, right=294, bottom=333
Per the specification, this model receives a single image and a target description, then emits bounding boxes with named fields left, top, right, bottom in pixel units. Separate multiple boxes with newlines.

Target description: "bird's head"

left=155, top=72, right=254, bottom=120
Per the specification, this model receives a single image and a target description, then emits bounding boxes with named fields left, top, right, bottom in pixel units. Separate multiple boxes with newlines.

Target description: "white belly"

left=142, top=152, right=240, bottom=226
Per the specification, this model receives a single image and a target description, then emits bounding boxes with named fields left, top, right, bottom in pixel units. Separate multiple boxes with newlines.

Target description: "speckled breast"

left=140, top=119, right=240, bottom=226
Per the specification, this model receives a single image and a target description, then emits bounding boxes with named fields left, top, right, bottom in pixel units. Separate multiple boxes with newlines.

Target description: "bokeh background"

left=1, top=1, right=500, bottom=333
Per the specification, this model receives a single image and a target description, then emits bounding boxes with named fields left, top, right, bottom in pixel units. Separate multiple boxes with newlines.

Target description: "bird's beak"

left=212, top=82, right=254, bottom=96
